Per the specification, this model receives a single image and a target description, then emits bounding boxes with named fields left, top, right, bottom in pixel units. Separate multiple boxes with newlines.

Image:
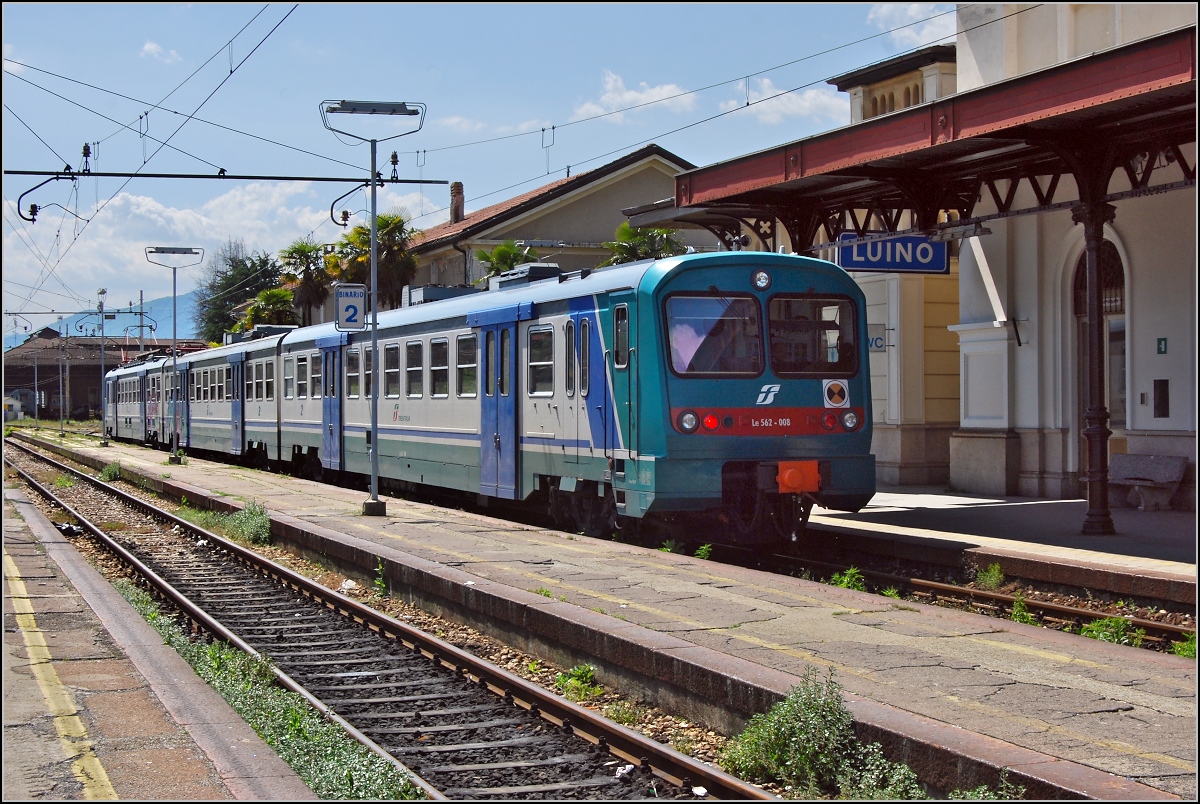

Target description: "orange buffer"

left=777, top=460, right=821, bottom=494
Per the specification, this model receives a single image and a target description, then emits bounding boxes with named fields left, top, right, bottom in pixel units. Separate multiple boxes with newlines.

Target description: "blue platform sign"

left=837, top=233, right=949, bottom=274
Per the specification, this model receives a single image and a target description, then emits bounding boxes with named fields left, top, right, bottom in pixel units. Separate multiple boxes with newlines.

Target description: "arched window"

left=871, top=96, right=878, bottom=117
left=888, top=92, right=895, bottom=112
left=1072, top=240, right=1124, bottom=316
left=914, top=83, right=922, bottom=104
left=904, top=87, right=911, bottom=107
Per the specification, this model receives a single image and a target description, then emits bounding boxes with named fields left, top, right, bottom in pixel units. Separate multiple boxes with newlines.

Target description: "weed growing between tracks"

left=1081, top=616, right=1146, bottom=648
left=721, top=667, right=1026, bottom=800
left=114, top=580, right=423, bottom=800
left=1171, top=631, right=1196, bottom=658
left=174, top=500, right=272, bottom=545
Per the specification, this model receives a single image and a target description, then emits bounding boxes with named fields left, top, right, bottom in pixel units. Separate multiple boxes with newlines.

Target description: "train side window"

left=265, top=361, right=275, bottom=401
left=430, top=339, right=449, bottom=398
left=224, top=366, right=231, bottom=400
left=254, top=362, right=265, bottom=401
left=456, top=334, right=477, bottom=397
left=345, top=349, right=361, bottom=398
left=580, top=319, right=590, bottom=397
left=384, top=344, right=401, bottom=398
left=311, top=353, right=322, bottom=399
left=406, top=341, right=423, bottom=398
left=484, top=331, right=495, bottom=397
left=565, top=321, right=575, bottom=397
left=364, top=347, right=374, bottom=399
left=614, top=305, right=629, bottom=368
left=284, top=358, right=294, bottom=399
left=209, top=369, right=216, bottom=401
left=296, top=356, right=308, bottom=399
left=528, top=327, right=554, bottom=396
left=499, top=328, right=511, bottom=396
left=246, top=363, right=255, bottom=401
left=190, top=372, right=197, bottom=402
left=200, top=370, right=208, bottom=402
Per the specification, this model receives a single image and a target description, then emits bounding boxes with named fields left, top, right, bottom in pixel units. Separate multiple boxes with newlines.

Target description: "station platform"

left=2, top=481, right=316, bottom=801
left=9, top=432, right=1197, bottom=799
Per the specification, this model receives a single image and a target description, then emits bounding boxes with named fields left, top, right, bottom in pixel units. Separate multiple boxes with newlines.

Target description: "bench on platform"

left=1108, top=453, right=1188, bottom=511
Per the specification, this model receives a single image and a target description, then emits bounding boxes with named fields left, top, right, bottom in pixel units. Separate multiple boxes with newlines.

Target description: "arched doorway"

left=1073, top=239, right=1126, bottom=477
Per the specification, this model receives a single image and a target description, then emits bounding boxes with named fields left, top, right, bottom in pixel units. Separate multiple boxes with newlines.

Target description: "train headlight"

left=841, top=411, right=860, bottom=430
left=751, top=270, right=772, bottom=291
left=677, top=410, right=699, bottom=433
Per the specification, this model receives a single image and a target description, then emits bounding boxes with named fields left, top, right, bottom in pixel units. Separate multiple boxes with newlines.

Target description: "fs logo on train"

left=823, top=380, right=849, bottom=408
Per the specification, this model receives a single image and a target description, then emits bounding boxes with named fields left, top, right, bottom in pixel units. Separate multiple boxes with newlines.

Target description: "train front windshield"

left=665, top=294, right=858, bottom=378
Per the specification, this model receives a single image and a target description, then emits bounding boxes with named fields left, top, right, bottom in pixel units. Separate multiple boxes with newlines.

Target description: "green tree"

left=241, top=288, right=297, bottom=329
left=332, top=210, right=420, bottom=310
left=192, top=239, right=283, bottom=343
left=598, top=222, right=685, bottom=267
left=279, top=237, right=331, bottom=327
left=474, top=240, right=538, bottom=284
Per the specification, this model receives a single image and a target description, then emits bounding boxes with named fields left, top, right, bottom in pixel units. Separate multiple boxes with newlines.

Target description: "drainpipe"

left=452, top=239, right=470, bottom=285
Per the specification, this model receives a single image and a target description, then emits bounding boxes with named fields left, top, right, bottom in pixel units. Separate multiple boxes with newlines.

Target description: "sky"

left=3, top=3, right=956, bottom=343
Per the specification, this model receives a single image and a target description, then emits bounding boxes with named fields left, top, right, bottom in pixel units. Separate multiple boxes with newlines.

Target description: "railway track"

left=717, top=542, right=1195, bottom=651
left=4, top=441, right=769, bottom=801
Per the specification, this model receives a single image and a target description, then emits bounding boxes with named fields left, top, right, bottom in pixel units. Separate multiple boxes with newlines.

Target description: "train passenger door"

left=173, top=365, right=188, bottom=450
left=469, top=303, right=529, bottom=500
left=229, top=355, right=244, bottom=456
left=319, top=343, right=343, bottom=471
left=568, top=306, right=603, bottom=464
left=608, top=292, right=636, bottom=458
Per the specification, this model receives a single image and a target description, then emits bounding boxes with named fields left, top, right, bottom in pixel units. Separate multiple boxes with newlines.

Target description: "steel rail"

left=5, top=439, right=773, bottom=800
left=5, top=453, right=444, bottom=801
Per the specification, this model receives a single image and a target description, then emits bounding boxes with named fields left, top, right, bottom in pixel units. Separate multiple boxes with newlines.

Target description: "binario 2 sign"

left=335, top=283, right=367, bottom=331
left=837, top=233, right=948, bottom=274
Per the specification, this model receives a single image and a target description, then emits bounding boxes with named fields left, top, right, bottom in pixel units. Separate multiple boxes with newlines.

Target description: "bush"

left=1081, top=616, right=1145, bottom=648
left=1010, top=593, right=1037, bottom=625
left=226, top=501, right=272, bottom=545
left=1170, top=631, right=1195, bottom=659
left=974, top=563, right=1004, bottom=591
left=100, top=461, right=122, bottom=482
left=554, top=664, right=603, bottom=701
left=830, top=567, right=866, bottom=591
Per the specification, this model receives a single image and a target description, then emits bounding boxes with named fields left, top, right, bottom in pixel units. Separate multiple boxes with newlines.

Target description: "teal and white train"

left=105, top=251, right=875, bottom=545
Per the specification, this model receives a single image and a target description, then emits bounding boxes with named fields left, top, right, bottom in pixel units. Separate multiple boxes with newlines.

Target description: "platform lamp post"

left=98, top=288, right=109, bottom=446
left=145, top=247, right=204, bottom=464
left=321, top=99, right=426, bottom=517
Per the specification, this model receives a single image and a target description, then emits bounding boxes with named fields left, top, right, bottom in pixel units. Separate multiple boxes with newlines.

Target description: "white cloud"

left=434, top=116, right=488, bottom=133
left=140, top=41, right=182, bottom=63
left=571, top=70, right=695, bottom=123
left=3, top=43, right=24, bottom=73
left=720, top=78, right=849, bottom=125
left=867, top=4, right=957, bottom=48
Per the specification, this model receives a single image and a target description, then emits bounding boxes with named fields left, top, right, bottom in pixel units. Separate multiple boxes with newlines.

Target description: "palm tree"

left=279, top=237, right=331, bottom=327
left=242, top=288, right=297, bottom=329
left=474, top=240, right=537, bottom=284
left=332, top=210, right=420, bottom=310
left=599, top=222, right=685, bottom=267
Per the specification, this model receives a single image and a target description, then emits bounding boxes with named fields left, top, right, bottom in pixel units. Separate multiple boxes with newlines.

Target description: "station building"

left=629, top=4, right=1197, bottom=526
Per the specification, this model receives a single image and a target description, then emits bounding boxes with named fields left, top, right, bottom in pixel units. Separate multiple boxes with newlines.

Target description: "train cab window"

left=406, top=342, right=423, bottom=398
left=768, top=296, right=857, bottom=377
left=565, top=321, right=575, bottom=397
left=580, top=319, right=590, bottom=396
left=430, top=339, right=449, bottom=398
left=485, top=331, right=495, bottom=397
left=384, top=345, right=401, bottom=398
left=614, top=305, right=629, bottom=368
left=284, top=358, right=294, bottom=399
left=499, top=329, right=511, bottom=396
left=346, top=349, right=361, bottom=398
left=295, top=358, right=306, bottom=399
left=456, top=335, right=477, bottom=397
left=310, top=353, right=322, bottom=399
left=364, top=347, right=374, bottom=399
left=265, top=361, right=275, bottom=401
left=528, top=327, right=554, bottom=396
left=665, top=295, right=763, bottom=376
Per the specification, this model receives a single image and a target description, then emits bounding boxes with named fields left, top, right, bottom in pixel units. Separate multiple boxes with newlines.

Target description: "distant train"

left=105, top=251, right=875, bottom=545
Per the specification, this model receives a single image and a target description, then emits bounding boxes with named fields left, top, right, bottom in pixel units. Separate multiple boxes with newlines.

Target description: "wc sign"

left=867, top=324, right=886, bottom=353
left=837, top=233, right=948, bottom=274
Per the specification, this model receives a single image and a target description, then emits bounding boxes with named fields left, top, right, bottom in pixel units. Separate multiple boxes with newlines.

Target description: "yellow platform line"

left=4, top=548, right=117, bottom=800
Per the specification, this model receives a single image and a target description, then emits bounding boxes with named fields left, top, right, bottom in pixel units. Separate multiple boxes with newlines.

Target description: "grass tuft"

left=830, top=567, right=866, bottom=591
left=99, top=461, right=122, bottom=482
left=554, top=664, right=603, bottom=701
left=1081, top=616, right=1145, bottom=648
left=974, top=563, right=1005, bottom=591
left=1170, top=631, right=1195, bottom=659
